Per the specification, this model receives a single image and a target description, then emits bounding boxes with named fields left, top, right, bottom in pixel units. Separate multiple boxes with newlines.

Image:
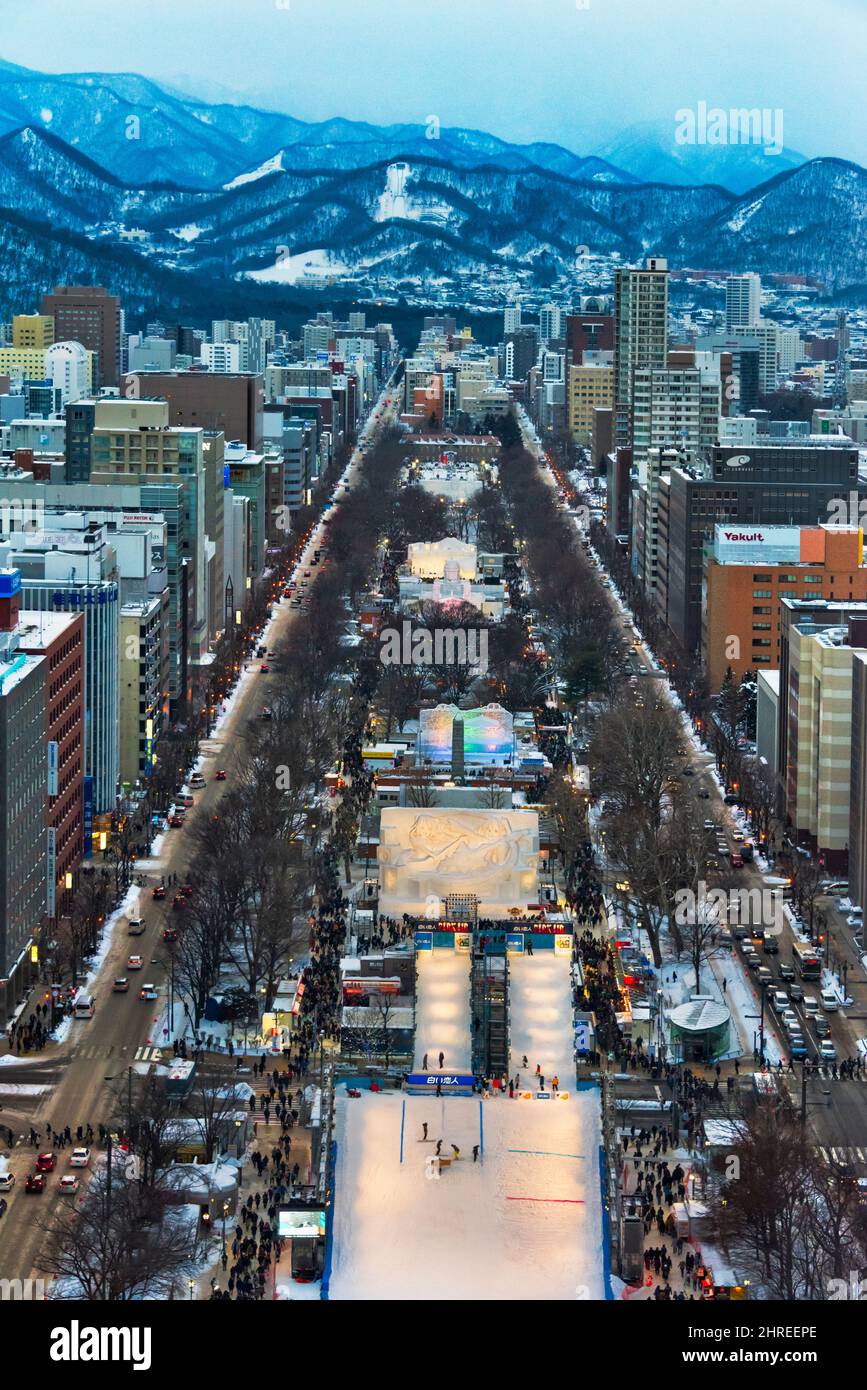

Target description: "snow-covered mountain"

left=0, top=63, right=860, bottom=318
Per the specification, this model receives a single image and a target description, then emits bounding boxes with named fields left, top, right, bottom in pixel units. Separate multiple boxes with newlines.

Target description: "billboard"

left=278, top=1207, right=326, bottom=1240
left=713, top=524, right=802, bottom=565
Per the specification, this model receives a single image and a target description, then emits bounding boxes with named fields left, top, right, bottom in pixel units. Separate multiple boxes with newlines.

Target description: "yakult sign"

left=713, top=524, right=802, bottom=565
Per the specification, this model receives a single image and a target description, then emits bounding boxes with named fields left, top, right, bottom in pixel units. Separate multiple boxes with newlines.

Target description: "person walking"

left=422, top=1053, right=428, bottom=1071
left=472, top=1145, right=480, bottom=1162
left=435, top=1139, right=442, bottom=1157
left=421, top=1122, right=428, bottom=1141
left=551, top=1075, right=559, bottom=1093
left=451, top=1144, right=460, bottom=1160
left=438, top=1051, right=444, bottom=1069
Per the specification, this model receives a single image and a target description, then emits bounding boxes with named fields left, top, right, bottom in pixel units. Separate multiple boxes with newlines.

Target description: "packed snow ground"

left=509, top=952, right=575, bottom=1084
left=413, top=949, right=471, bottom=1071
left=329, top=1088, right=607, bottom=1300
left=330, top=948, right=607, bottom=1300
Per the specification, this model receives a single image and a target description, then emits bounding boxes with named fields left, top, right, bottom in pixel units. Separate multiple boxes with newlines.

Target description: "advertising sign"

left=47, top=741, right=58, bottom=797
left=713, top=524, right=801, bottom=565
left=406, top=1073, right=475, bottom=1091
left=46, top=827, right=56, bottom=917
left=82, top=775, right=94, bottom=858
left=278, top=1207, right=326, bottom=1240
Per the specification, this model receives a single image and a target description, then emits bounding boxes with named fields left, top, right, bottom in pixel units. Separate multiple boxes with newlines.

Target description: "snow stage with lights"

left=327, top=893, right=609, bottom=1298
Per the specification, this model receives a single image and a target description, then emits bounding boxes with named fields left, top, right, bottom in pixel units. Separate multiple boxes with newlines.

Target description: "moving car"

left=152, top=884, right=166, bottom=900
left=779, top=963, right=795, bottom=982
left=260, top=664, right=270, bottom=673
left=139, top=983, right=158, bottom=1002
left=168, top=815, right=185, bottom=829
left=762, top=937, right=779, bottom=955
left=127, top=916, right=146, bottom=936
left=215, top=769, right=227, bottom=781
left=69, top=1148, right=91, bottom=1168
left=190, top=773, right=206, bottom=789
left=729, top=852, right=744, bottom=869
left=35, top=1153, right=56, bottom=1173
left=771, top=990, right=789, bottom=1011
left=162, top=927, right=178, bottom=943
left=59, top=1175, right=80, bottom=1195
left=25, top=1173, right=45, bottom=1194
left=819, top=1040, right=838, bottom=1062
left=0, top=1173, right=15, bottom=1192
left=127, top=954, right=143, bottom=971
left=172, top=894, right=186, bottom=911
left=112, top=978, right=129, bottom=993
left=814, top=1013, right=830, bottom=1037
left=788, top=983, right=805, bottom=1003
left=789, top=1040, right=809, bottom=1060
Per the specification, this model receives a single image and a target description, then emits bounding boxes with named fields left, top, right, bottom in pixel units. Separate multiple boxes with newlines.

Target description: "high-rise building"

left=503, top=305, right=522, bottom=336
left=18, top=608, right=85, bottom=911
left=0, top=569, right=47, bottom=1025
left=539, top=303, right=563, bottom=343
left=12, top=314, right=54, bottom=349
left=119, top=592, right=171, bottom=788
left=40, top=286, right=122, bottom=387
left=725, top=273, right=762, bottom=332
left=567, top=361, right=614, bottom=445
left=613, top=258, right=669, bottom=446
left=119, top=370, right=265, bottom=452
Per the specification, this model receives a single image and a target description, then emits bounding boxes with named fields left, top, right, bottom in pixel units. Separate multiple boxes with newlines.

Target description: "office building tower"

left=40, top=286, right=122, bottom=388
left=613, top=258, right=669, bottom=446
left=725, top=273, right=762, bottom=332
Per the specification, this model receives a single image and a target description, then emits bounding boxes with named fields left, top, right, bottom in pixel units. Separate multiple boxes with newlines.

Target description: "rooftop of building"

left=16, top=609, right=82, bottom=648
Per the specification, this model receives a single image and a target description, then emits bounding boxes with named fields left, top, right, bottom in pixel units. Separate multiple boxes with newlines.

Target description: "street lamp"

left=222, top=1199, right=230, bottom=1257
left=188, top=1278, right=195, bottom=1301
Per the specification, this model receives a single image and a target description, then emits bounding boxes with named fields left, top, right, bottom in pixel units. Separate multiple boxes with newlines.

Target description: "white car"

left=127, top=954, right=143, bottom=971
left=0, top=1172, right=14, bottom=1192
left=69, top=1148, right=91, bottom=1168
left=59, top=1174, right=80, bottom=1194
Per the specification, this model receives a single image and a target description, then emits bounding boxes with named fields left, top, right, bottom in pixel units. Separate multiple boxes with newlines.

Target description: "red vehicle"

left=260, top=664, right=270, bottom=673
left=162, top=928, right=178, bottom=943
left=35, top=1153, right=56, bottom=1173
left=25, top=1173, right=45, bottom=1194
left=172, top=894, right=186, bottom=911
left=168, top=815, right=185, bottom=829
left=729, top=852, right=744, bottom=869
left=215, top=769, right=227, bottom=781
left=181, top=884, right=194, bottom=898
left=152, top=884, right=167, bottom=899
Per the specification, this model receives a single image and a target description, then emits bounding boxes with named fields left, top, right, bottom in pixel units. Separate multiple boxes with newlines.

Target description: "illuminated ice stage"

left=417, top=702, right=515, bottom=766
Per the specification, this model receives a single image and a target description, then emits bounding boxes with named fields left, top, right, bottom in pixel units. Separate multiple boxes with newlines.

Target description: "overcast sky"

left=1, top=0, right=863, bottom=163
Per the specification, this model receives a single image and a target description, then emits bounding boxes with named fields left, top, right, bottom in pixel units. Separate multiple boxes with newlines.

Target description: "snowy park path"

left=413, top=949, right=472, bottom=1072
left=509, top=952, right=575, bottom=1086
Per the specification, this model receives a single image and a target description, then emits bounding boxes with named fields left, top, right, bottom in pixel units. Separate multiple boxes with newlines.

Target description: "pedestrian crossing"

left=71, top=1043, right=163, bottom=1063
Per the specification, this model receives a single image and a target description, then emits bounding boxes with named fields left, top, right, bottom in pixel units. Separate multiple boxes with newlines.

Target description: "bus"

left=792, top=941, right=822, bottom=981
left=72, top=990, right=95, bottom=1019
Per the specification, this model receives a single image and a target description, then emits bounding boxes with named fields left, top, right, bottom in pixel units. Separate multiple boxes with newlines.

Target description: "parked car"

left=0, top=1173, right=15, bottom=1192
left=771, top=990, right=789, bottom=1011
left=190, top=773, right=206, bottom=788
left=821, top=988, right=840, bottom=1012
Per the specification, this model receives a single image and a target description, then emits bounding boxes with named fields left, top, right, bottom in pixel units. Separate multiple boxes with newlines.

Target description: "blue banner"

left=506, top=933, right=524, bottom=953
left=406, top=1073, right=475, bottom=1090
left=415, top=931, right=433, bottom=951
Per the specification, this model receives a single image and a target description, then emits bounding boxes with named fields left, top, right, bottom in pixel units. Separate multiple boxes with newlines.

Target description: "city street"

left=0, top=385, right=400, bottom=1285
